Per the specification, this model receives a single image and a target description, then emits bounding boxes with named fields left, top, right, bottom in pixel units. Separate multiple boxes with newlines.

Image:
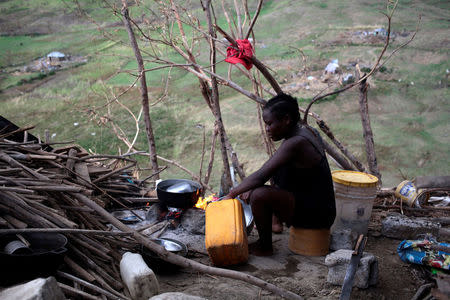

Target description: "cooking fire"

left=194, top=194, right=218, bottom=210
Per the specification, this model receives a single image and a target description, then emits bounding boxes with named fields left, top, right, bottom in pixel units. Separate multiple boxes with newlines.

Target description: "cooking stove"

left=157, top=203, right=184, bottom=229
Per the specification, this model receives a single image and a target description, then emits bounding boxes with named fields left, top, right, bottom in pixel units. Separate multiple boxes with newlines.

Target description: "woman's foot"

left=272, top=215, right=283, bottom=234
left=248, top=240, right=273, bottom=256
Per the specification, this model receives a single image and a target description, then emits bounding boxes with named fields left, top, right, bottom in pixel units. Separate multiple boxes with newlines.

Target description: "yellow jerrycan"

left=205, top=198, right=248, bottom=266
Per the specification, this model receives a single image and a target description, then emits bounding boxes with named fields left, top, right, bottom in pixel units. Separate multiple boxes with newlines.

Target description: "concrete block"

left=0, top=277, right=65, bottom=300
left=149, top=292, right=208, bottom=300
left=325, top=249, right=378, bottom=289
left=120, top=252, right=159, bottom=300
left=330, top=228, right=359, bottom=250
left=381, top=213, right=441, bottom=240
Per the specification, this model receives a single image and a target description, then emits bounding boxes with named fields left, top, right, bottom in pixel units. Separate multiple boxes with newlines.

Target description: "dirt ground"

left=146, top=207, right=440, bottom=300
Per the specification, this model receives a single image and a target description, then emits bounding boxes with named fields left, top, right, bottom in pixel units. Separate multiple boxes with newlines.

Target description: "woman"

left=224, top=93, right=336, bottom=256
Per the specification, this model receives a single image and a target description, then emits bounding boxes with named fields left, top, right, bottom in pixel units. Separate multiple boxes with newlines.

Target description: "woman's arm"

left=226, top=136, right=305, bottom=199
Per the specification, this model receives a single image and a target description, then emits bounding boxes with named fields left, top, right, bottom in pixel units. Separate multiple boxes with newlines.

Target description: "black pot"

left=156, top=179, right=203, bottom=209
left=0, top=233, right=68, bottom=286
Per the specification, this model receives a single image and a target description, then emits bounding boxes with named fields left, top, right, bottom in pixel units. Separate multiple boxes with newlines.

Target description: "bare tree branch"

left=121, top=0, right=159, bottom=179
left=244, top=0, right=264, bottom=39
left=204, top=123, right=219, bottom=186
left=204, top=0, right=232, bottom=193
left=221, top=0, right=237, bottom=40
left=215, top=24, right=283, bottom=94
left=357, top=69, right=381, bottom=180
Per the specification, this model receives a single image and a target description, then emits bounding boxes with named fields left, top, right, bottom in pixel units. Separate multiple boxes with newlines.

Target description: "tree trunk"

left=316, top=120, right=366, bottom=172
left=322, top=140, right=355, bottom=171
left=204, top=0, right=232, bottom=193
left=121, top=1, right=159, bottom=179
left=358, top=77, right=381, bottom=181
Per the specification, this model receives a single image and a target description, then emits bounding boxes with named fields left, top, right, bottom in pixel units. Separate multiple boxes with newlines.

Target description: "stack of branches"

left=0, top=135, right=153, bottom=299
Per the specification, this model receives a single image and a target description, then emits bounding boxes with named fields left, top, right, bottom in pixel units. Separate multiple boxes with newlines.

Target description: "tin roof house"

left=47, top=51, right=66, bottom=61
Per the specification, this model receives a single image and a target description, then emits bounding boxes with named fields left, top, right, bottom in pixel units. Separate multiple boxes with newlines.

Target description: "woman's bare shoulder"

left=284, top=134, right=321, bottom=162
left=283, top=134, right=310, bottom=149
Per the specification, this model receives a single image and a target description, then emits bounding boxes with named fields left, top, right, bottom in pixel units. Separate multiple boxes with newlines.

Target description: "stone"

left=381, top=213, right=441, bottom=240
left=325, top=249, right=378, bottom=289
left=149, top=292, right=208, bottom=300
left=0, top=277, right=65, bottom=300
left=330, top=228, right=359, bottom=250
left=120, top=252, right=159, bottom=300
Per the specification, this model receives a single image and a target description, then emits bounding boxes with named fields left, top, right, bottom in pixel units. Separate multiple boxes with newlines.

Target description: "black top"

left=273, top=126, right=336, bottom=229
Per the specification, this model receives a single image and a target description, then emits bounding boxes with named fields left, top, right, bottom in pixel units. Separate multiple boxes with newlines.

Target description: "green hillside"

left=1, top=0, right=449, bottom=189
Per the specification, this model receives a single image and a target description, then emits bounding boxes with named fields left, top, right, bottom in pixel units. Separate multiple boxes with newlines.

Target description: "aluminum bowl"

left=152, top=238, right=187, bottom=255
left=141, top=238, right=188, bottom=274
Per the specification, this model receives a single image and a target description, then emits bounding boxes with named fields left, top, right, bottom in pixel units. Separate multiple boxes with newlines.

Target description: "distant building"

left=47, top=51, right=69, bottom=66
left=47, top=51, right=66, bottom=61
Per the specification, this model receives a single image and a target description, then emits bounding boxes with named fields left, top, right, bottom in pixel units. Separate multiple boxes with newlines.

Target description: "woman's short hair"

left=264, top=93, right=301, bottom=125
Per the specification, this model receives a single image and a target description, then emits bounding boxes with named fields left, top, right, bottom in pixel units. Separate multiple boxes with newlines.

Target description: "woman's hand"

left=239, top=190, right=253, bottom=204
left=220, top=194, right=233, bottom=201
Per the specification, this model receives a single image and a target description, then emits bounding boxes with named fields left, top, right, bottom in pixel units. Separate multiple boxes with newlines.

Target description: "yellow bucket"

left=331, top=170, right=379, bottom=236
left=331, top=170, right=379, bottom=188
left=288, top=227, right=330, bottom=256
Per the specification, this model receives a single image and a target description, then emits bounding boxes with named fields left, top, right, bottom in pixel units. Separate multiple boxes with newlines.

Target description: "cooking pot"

left=0, top=232, right=68, bottom=286
left=157, top=179, right=203, bottom=209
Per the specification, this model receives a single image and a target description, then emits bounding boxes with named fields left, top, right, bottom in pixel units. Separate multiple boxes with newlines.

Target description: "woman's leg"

left=249, top=186, right=295, bottom=256
left=272, top=214, right=283, bottom=233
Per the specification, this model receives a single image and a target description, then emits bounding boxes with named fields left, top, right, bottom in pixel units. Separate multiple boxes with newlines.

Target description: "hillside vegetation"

left=1, top=0, right=449, bottom=189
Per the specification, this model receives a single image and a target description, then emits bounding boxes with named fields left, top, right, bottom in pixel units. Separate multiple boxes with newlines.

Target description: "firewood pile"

left=0, top=136, right=156, bottom=299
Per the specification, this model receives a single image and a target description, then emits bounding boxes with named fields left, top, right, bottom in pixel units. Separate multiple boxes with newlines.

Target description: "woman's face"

left=262, top=109, right=289, bottom=141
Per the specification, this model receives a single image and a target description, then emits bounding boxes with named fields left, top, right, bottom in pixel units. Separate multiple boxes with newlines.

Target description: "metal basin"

left=152, top=238, right=186, bottom=254
left=239, top=198, right=254, bottom=235
left=141, top=238, right=188, bottom=274
left=111, top=210, right=141, bottom=224
left=0, top=233, right=67, bottom=286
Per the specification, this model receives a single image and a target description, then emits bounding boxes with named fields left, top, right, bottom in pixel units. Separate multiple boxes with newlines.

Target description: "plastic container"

left=331, top=170, right=379, bottom=236
left=205, top=198, right=248, bottom=266
left=120, top=252, right=159, bottom=300
left=288, top=228, right=330, bottom=256
left=395, top=180, right=429, bottom=207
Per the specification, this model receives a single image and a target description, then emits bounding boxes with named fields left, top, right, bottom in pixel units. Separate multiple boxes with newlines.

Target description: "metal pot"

left=157, top=179, right=203, bottom=209
left=141, top=238, right=188, bottom=274
left=0, top=233, right=68, bottom=286
left=239, top=198, right=254, bottom=235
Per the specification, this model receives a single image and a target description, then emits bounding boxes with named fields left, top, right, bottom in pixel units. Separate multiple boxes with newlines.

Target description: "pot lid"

left=332, top=170, right=379, bottom=187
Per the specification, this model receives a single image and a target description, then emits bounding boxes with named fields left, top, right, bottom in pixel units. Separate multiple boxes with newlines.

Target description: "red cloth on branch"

left=225, top=39, right=254, bottom=70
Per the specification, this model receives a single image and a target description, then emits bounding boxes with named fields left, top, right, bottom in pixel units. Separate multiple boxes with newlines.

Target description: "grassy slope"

left=0, top=0, right=448, bottom=189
